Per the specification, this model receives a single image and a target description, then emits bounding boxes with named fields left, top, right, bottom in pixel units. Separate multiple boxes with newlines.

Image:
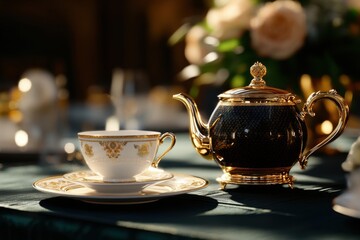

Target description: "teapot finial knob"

left=250, top=62, right=267, bottom=87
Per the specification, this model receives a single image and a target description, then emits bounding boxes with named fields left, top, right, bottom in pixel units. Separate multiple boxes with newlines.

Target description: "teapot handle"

left=299, top=89, right=349, bottom=169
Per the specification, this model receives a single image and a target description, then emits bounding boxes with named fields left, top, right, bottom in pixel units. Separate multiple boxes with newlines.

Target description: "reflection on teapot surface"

left=174, top=62, right=349, bottom=189
left=211, top=105, right=306, bottom=168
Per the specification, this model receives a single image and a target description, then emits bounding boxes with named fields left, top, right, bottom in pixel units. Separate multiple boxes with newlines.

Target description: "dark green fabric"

left=0, top=134, right=360, bottom=240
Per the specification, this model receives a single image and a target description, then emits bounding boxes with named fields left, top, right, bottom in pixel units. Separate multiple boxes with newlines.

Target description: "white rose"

left=347, top=0, right=360, bottom=10
left=206, top=0, right=255, bottom=40
left=250, top=0, right=306, bottom=60
left=184, top=25, right=217, bottom=65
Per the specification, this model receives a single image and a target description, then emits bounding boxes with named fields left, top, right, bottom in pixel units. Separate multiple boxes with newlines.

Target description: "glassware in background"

left=109, top=68, right=150, bottom=130
left=17, top=69, right=61, bottom=164
left=0, top=90, right=22, bottom=152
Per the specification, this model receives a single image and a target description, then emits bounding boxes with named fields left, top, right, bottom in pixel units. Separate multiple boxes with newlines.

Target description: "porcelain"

left=33, top=173, right=208, bottom=204
left=173, top=62, right=349, bottom=188
left=63, top=168, right=173, bottom=193
left=333, top=167, right=360, bottom=218
left=78, top=130, right=176, bottom=182
left=333, top=191, right=360, bottom=219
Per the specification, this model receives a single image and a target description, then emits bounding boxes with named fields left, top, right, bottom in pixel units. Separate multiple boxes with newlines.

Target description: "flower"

left=173, top=0, right=360, bottom=98
left=250, top=0, right=306, bottom=59
left=206, top=0, right=254, bottom=40
left=347, top=0, right=360, bottom=10
left=185, top=25, right=215, bottom=65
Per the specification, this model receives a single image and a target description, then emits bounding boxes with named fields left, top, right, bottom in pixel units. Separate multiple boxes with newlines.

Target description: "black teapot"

left=173, top=62, right=349, bottom=188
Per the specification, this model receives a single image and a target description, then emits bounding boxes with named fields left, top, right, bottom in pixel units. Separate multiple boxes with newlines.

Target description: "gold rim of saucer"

left=32, top=173, right=209, bottom=204
left=78, top=130, right=161, bottom=139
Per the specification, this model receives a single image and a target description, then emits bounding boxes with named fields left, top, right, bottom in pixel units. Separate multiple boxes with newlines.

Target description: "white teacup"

left=78, top=130, right=176, bottom=182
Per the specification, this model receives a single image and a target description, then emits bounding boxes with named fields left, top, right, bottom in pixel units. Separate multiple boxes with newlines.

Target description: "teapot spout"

left=173, top=93, right=212, bottom=159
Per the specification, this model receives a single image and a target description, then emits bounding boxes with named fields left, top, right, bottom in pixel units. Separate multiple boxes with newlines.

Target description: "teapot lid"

left=218, top=62, right=300, bottom=104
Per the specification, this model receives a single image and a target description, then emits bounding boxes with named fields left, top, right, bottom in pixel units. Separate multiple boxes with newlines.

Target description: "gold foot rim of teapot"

left=216, top=172, right=294, bottom=190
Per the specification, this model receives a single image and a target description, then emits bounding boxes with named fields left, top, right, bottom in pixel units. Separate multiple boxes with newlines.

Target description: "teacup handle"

left=152, top=132, right=176, bottom=168
left=299, top=89, right=349, bottom=169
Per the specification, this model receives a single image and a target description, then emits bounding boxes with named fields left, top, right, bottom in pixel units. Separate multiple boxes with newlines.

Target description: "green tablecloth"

left=0, top=134, right=359, bottom=240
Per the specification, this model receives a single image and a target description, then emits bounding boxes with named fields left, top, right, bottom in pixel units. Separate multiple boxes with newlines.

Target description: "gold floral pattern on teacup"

left=82, top=143, right=94, bottom=158
left=99, top=141, right=127, bottom=159
left=134, top=143, right=150, bottom=157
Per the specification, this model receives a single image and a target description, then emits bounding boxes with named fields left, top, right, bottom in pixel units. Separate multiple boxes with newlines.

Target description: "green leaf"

left=230, top=75, right=246, bottom=88
left=218, top=39, right=240, bottom=52
left=168, top=23, right=192, bottom=46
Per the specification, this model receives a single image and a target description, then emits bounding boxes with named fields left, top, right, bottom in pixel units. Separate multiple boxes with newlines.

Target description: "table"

left=1, top=134, right=360, bottom=240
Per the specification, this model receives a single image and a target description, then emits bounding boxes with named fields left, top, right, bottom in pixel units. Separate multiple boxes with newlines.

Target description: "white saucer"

left=33, top=173, right=208, bottom=204
left=63, top=168, right=173, bottom=193
left=333, top=191, right=360, bottom=219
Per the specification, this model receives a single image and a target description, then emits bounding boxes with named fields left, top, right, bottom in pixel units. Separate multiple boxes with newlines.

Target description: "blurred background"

left=0, top=0, right=207, bottom=160
left=0, top=0, right=206, bottom=100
